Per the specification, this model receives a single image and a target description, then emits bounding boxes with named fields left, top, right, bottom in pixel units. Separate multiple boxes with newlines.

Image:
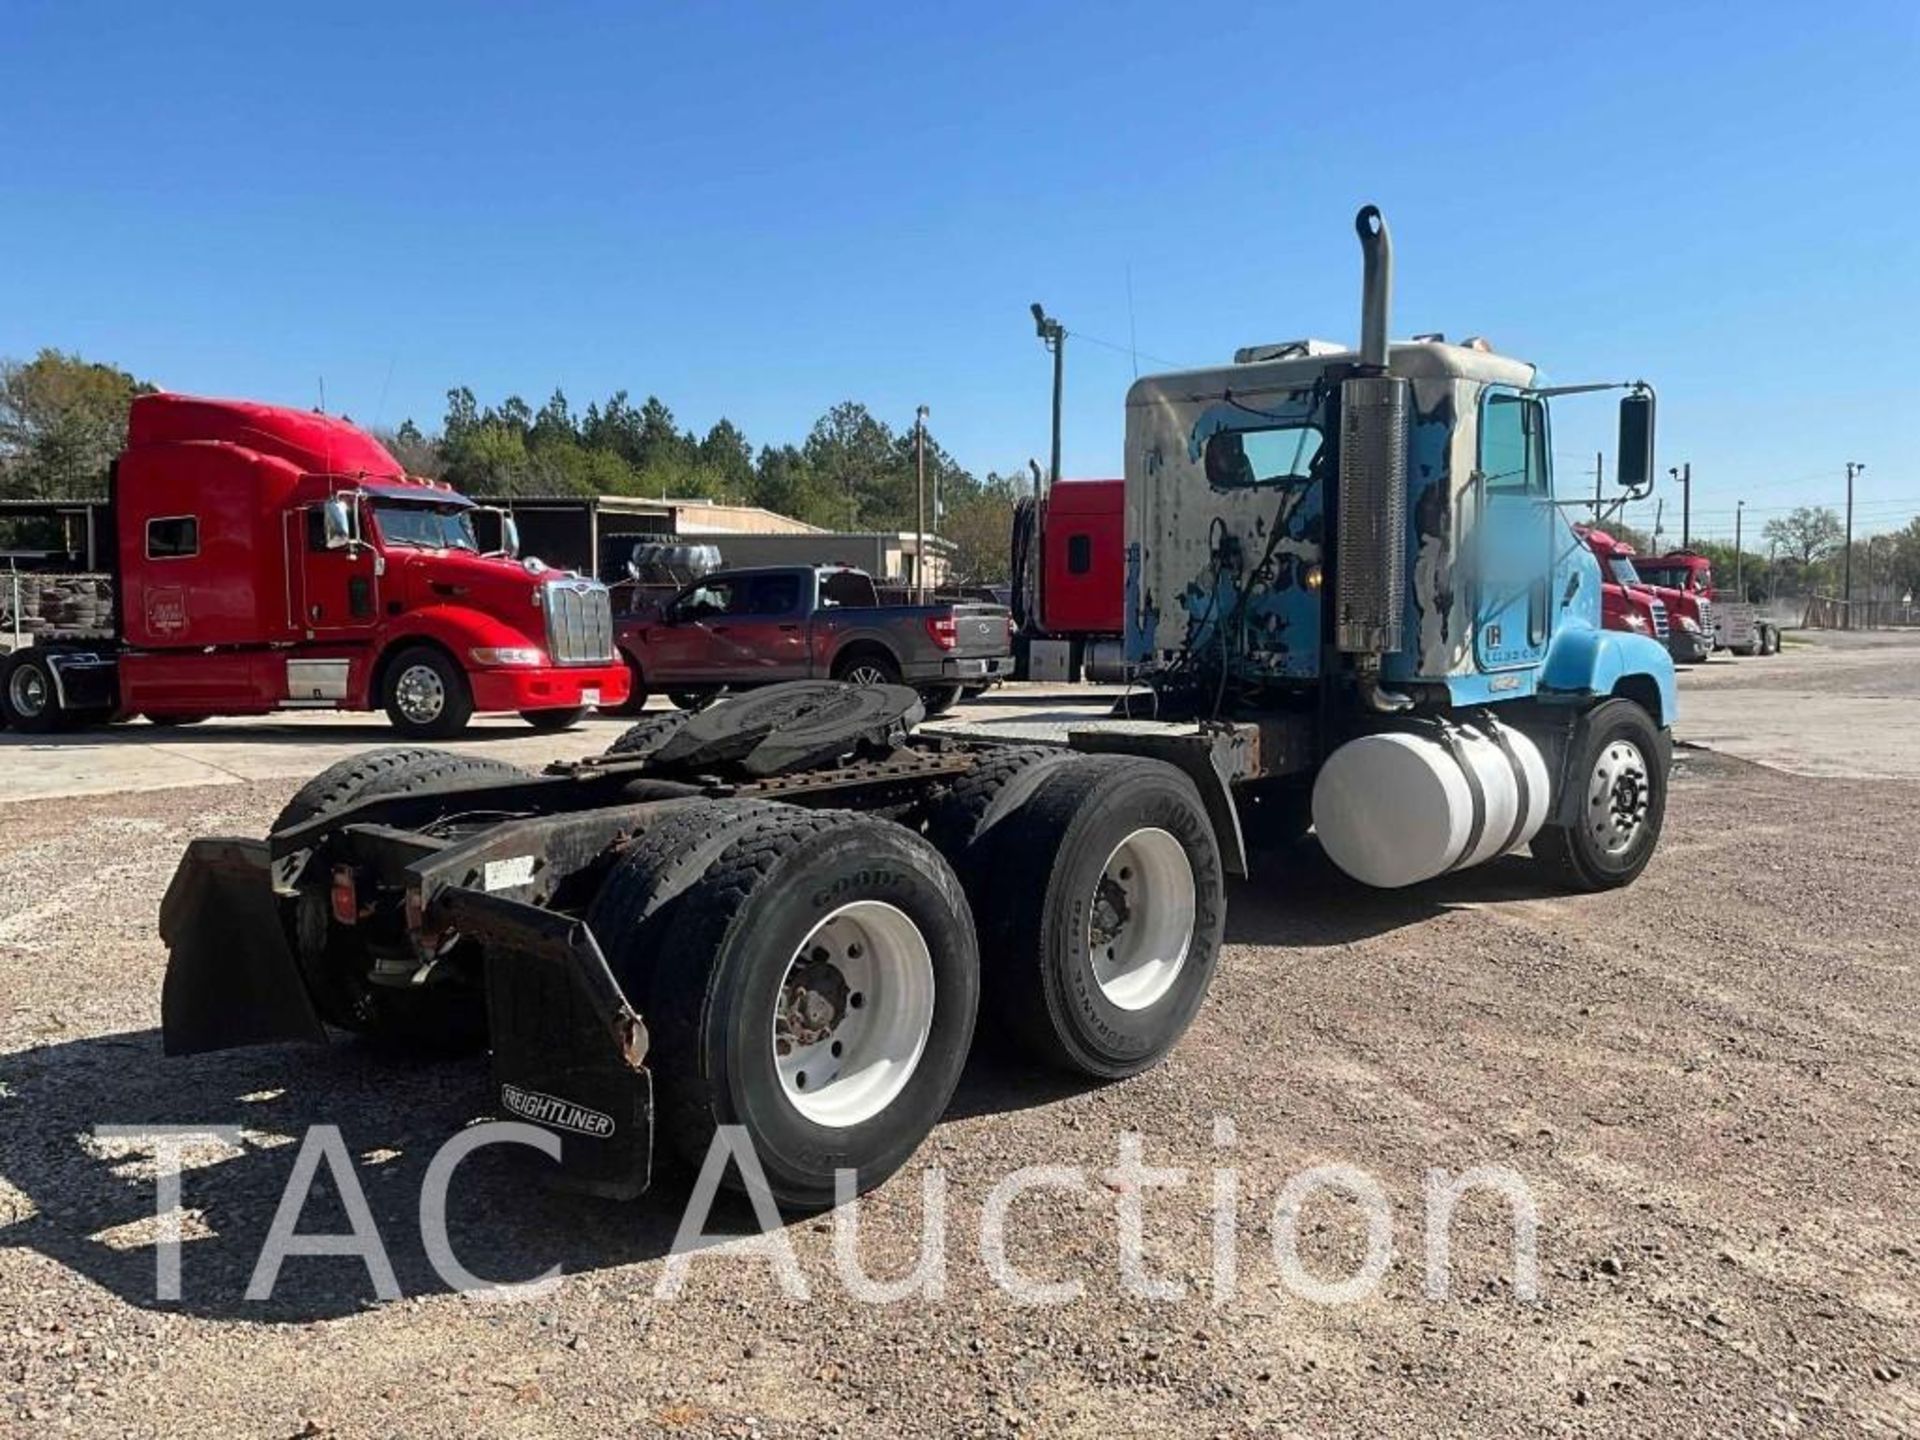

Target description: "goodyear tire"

left=1531, top=698, right=1668, bottom=892
left=961, top=755, right=1225, bottom=1079
left=272, top=749, right=529, bottom=1050
left=616, top=807, right=979, bottom=1209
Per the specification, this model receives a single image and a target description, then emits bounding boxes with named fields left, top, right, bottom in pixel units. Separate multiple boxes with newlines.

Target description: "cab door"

left=1472, top=387, right=1554, bottom=671
left=644, top=578, right=731, bottom=682
left=707, top=571, right=810, bottom=680
left=296, top=501, right=380, bottom=636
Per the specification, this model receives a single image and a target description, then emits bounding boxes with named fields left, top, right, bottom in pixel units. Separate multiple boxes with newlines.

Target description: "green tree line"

left=0, top=349, right=1030, bottom=582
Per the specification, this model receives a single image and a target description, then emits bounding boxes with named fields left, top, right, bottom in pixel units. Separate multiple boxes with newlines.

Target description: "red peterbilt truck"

left=1576, top=526, right=1710, bottom=664
left=1009, top=477, right=1127, bottom=682
left=0, top=395, right=627, bottom=737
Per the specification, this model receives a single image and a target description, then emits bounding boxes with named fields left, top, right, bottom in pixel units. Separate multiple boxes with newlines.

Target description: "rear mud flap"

left=159, top=838, right=327, bottom=1056
left=438, top=889, right=654, bottom=1201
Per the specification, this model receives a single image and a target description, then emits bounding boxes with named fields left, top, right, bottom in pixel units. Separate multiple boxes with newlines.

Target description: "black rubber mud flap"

left=440, top=888, right=655, bottom=1201
left=648, top=679, right=921, bottom=776
left=159, top=838, right=328, bottom=1056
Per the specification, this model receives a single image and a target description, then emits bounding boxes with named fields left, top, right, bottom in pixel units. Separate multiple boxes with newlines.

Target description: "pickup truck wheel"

left=918, top=684, right=963, bottom=717
left=521, top=706, right=586, bottom=732
left=963, top=755, right=1225, bottom=1079
left=1531, top=698, right=1667, bottom=892
left=607, top=658, right=650, bottom=715
left=640, top=808, right=978, bottom=1209
left=1, top=651, right=68, bottom=733
left=669, top=690, right=714, bottom=712
left=383, top=646, right=474, bottom=739
left=833, top=651, right=901, bottom=688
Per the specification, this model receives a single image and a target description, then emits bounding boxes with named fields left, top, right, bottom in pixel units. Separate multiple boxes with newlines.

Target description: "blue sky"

left=2, top=2, right=1914, bottom=545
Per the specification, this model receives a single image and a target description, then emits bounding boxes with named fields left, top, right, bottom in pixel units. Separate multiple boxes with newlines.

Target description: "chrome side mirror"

left=322, top=496, right=356, bottom=550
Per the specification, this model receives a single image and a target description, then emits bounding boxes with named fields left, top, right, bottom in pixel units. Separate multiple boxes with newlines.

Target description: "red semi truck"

left=0, top=395, right=628, bottom=737
left=1632, top=550, right=1780, bottom=655
left=1577, top=526, right=1711, bottom=663
left=1009, top=477, right=1127, bottom=682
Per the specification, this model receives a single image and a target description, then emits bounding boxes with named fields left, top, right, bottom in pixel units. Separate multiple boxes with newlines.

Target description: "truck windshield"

left=1609, top=557, right=1644, bottom=586
left=373, top=503, right=478, bottom=552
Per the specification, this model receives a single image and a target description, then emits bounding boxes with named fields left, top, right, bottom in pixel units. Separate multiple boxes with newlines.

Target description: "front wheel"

left=1531, top=698, right=1668, bottom=892
left=521, top=706, right=586, bottom=732
left=381, top=646, right=474, bottom=739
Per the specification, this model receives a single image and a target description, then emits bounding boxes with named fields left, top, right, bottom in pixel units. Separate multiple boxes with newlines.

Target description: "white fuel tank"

left=1311, top=720, right=1551, bottom=888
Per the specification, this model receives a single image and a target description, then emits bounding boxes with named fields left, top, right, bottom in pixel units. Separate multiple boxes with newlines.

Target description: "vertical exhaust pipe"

left=1336, top=204, right=1411, bottom=673
left=1357, top=205, right=1392, bottom=372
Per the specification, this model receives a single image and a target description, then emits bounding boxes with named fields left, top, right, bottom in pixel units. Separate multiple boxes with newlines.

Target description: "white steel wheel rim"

left=773, top=900, right=935, bottom=1128
left=395, top=664, right=446, bottom=723
left=8, top=665, right=48, bottom=717
left=1588, top=738, right=1650, bottom=856
left=1089, top=827, right=1196, bottom=1011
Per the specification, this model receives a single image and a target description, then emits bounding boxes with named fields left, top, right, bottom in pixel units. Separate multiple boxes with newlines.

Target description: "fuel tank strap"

left=1434, top=722, right=1487, bottom=873
left=1481, top=720, right=1536, bottom=860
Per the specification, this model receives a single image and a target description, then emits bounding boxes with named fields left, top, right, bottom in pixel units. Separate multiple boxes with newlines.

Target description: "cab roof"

left=1126, top=339, right=1538, bottom=408
left=128, top=393, right=403, bottom=478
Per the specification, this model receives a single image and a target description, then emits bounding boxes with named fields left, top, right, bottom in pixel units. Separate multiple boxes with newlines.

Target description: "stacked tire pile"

left=5, top=575, right=113, bottom=636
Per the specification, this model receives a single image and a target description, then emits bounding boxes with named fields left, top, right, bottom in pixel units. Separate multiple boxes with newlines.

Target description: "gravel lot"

left=2, top=636, right=1916, bottom=1438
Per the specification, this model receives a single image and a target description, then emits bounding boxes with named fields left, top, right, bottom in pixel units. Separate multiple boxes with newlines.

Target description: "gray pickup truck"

left=614, top=564, right=1012, bottom=714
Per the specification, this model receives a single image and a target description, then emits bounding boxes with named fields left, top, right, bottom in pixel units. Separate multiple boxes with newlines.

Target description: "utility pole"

left=1844, top=461, right=1865, bottom=628
left=1592, top=451, right=1603, bottom=521
left=914, top=405, right=929, bottom=600
left=1031, top=303, right=1065, bottom=492
left=1767, top=538, right=1779, bottom=606
left=1668, top=463, right=1692, bottom=549
left=1734, top=500, right=1745, bottom=597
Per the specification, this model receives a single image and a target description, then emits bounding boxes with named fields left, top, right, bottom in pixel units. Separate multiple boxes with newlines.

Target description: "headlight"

left=1623, top=614, right=1649, bottom=633
left=470, top=646, right=546, bottom=666
left=1302, top=563, right=1324, bottom=593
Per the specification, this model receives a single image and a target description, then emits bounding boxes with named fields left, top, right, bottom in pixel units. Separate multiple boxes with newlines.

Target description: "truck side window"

left=1479, top=391, right=1548, bottom=494
left=744, top=573, right=801, bottom=614
left=306, top=507, right=328, bottom=552
left=1203, top=424, right=1323, bottom=489
left=1067, top=534, right=1092, bottom=575
left=146, top=516, right=199, bottom=559
left=820, top=570, right=877, bottom=608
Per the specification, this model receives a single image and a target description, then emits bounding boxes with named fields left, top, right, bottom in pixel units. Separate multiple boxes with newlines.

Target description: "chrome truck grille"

left=1696, top=597, right=1712, bottom=636
left=1335, top=374, right=1411, bottom=654
left=541, top=578, right=615, bottom=665
left=1649, top=599, right=1670, bottom=640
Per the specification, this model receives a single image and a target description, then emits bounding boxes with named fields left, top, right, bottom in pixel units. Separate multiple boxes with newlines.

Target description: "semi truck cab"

left=0, top=395, right=627, bottom=736
left=1578, top=526, right=1711, bottom=663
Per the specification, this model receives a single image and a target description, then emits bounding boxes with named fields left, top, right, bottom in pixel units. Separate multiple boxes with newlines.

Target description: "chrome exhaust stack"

left=1336, top=206, right=1412, bottom=688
